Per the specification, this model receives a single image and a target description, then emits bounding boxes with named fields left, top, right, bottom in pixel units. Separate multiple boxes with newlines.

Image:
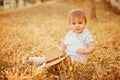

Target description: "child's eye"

left=79, top=22, right=82, bottom=24
left=72, top=22, right=75, bottom=25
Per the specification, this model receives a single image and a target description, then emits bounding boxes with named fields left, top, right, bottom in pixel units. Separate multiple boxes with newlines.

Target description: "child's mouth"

left=75, top=29, right=81, bottom=31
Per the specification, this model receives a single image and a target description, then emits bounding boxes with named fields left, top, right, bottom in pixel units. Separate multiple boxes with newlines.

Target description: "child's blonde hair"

left=69, top=9, right=87, bottom=23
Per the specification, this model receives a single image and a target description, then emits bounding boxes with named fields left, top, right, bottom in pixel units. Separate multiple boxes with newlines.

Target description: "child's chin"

left=76, top=31, right=83, bottom=34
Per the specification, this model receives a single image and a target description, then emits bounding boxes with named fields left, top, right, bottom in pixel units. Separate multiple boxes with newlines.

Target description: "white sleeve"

left=64, top=31, right=72, bottom=44
left=85, top=30, right=94, bottom=43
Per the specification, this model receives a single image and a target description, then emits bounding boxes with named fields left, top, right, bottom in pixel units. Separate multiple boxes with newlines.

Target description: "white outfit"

left=64, top=29, right=94, bottom=63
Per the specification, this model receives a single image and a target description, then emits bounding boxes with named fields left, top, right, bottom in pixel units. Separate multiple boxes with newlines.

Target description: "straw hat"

left=43, top=46, right=67, bottom=67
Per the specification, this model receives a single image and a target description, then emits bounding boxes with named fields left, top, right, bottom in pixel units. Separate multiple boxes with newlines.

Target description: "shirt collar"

left=72, top=31, right=83, bottom=36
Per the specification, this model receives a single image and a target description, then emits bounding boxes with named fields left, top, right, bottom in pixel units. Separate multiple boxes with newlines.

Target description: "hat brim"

left=43, top=47, right=67, bottom=67
left=45, top=54, right=67, bottom=67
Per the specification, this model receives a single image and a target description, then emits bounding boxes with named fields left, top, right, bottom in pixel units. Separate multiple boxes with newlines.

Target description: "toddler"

left=60, top=9, right=95, bottom=64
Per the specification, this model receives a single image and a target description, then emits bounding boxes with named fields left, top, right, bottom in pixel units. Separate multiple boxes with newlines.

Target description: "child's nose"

left=75, top=24, right=79, bottom=27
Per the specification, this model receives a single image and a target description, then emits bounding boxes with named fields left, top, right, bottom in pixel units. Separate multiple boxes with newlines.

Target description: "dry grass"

left=0, top=0, right=120, bottom=80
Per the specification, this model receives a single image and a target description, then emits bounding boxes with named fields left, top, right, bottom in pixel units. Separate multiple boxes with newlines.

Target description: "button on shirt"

left=64, top=29, right=94, bottom=63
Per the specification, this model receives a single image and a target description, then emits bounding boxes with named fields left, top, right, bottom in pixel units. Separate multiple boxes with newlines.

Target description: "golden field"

left=0, top=0, right=120, bottom=80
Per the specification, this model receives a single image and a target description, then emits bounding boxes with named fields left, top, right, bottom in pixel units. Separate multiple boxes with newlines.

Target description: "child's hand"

left=76, top=48, right=86, bottom=54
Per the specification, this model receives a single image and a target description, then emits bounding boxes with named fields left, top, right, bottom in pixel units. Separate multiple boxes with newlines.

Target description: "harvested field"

left=0, top=0, right=120, bottom=80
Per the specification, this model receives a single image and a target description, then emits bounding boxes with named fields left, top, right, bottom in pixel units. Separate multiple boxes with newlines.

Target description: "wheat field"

left=0, top=0, right=120, bottom=80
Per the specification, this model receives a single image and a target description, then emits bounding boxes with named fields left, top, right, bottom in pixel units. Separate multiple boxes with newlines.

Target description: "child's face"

left=69, top=17, right=86, bottom=34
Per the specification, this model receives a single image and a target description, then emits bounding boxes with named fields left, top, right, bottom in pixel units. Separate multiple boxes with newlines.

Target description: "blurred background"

left=0, top=0, right=120, bottom=80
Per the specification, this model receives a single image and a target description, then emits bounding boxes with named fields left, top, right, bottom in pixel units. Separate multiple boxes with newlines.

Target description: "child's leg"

left=63, top=56, right=71, bottom=66
left=29, top=56, right=46, bottom=65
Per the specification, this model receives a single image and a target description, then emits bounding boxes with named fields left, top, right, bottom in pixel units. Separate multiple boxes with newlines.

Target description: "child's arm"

left=59, top=41, right=67, bottom=54
left=76, top=41, right=95, bottom=54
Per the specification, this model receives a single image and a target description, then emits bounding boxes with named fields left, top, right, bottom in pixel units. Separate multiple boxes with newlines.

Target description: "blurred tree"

left=41, top=0, right=53, bottom=2
left=27, top=0, right=36, bottom=3
left=23, top=0, right=27, bottom=6
left=106, top=0, right=120, bottom=14
left=41, top=0, right=45, bottom=2
left=15, top=0, right=19, bottom=8
left=90, top=0, right=97, bottom=20
left=0, top=0, right=3, bottom=6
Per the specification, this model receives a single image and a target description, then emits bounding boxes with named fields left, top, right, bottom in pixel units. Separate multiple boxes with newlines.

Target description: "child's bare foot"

left=63, top=56, right=71, bottom=66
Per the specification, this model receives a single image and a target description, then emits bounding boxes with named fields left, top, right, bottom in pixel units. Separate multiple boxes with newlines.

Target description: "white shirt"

left=64, top=29, right=94, bottom=63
